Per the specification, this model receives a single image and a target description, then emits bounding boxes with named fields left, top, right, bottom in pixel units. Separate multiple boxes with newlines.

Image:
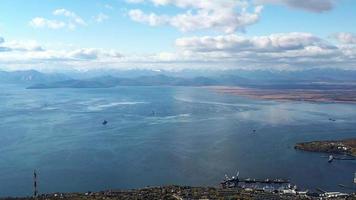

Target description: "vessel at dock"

left=221, top=171, right=290, bottom=189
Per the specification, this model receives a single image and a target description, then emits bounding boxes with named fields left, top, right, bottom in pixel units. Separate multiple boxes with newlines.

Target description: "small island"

left=295, top=139, right=356, bottom=156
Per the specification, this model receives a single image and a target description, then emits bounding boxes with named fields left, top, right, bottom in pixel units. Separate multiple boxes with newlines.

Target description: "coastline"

left=3, top=185, right=354, bottom=200
left=208, top=86, right=356, bottom=104
left=295, top=138, right=356, bottom=157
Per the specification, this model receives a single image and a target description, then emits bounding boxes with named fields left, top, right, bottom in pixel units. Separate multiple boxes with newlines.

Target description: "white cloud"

left=169, top=33, right=356, bottom=69
left=1, top=33, right=356, bottom=71
left=255, top=0, right=336, bottom=13
left=30, top=17, right=66, bottom=29
left=94, top=13, right=110, bottom=23
left=127, top=0, right=263, bottom=33
left=126, top=0, right=144, bottom=3
left=333, top=32, right=356, bottom=44
left=0, top=38, right=44, bottom=52
left=0, top=36, right=125, bottom=71
left=53, top=9, right=86, bottom=26
left=129, top=9, right=169, bottom=26
left=30, top=9, right=86, bottom=30
left=4, top=40, right=44, bottom=52
left=104, top=4, right=114, bottom=10
left=175, top=33, right=335, bottom=52
left=68, top=48, right=122, bottom=60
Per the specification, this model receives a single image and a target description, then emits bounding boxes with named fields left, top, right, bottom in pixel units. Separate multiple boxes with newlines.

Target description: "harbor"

left=1, top=170, right=356, bottom=199
left=3, top=184, right=355, bottom=200
left=220, top=171, right=356, bottom=199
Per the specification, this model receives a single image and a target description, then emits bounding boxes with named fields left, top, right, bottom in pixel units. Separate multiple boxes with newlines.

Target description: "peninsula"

left=295, top=138, right=356, bottom=156
left=211, top=86, right=356, bottom=104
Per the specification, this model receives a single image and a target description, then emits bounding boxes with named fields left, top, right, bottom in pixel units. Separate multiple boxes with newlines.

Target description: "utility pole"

left=354, top=172, right=356, bottom=192
left=33, top=170, right=38, bottom=198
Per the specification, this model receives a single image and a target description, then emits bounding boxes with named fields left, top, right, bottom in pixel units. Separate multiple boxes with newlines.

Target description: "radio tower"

left=33, top=170, right=38, bottom=198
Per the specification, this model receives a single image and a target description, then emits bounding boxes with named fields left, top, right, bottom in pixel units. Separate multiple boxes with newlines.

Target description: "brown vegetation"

left=295, top=139, right=356, bottom=156
left=211, top=86, right=356, bottom=104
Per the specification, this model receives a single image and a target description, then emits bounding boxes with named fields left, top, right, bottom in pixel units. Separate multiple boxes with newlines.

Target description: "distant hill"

left=0, top=70, right=69, bottom=85
left=60, top=68, right=356, bottom=80
left=1, top=68, right=356, bottom=89
left=27, top=75, right=220, bottom=89
left=27, top=74, right=356, bottom=90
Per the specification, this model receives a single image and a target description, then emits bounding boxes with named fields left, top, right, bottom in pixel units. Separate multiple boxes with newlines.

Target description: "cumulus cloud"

left=0, top=37, right=8, bottom=52
left=0, top=36, right=124, bottom=71
left=104, top=4, right=114, bottom=10
left=333, top=32, right=356, bottom=44
left=175, top=33, right=335, bottom=52
left=30, top=9, right=86, bottom=30
left=129, top=9, right=168, bottom=26
left=126, top=0, right=144, bottom=3
left=171, top=32, right=356, bottom=69
left=127, top=0, right=263, bottom=33
left=4, top=41, right=44, bottom=52
left=68, top=48, right=122, bottom=60
left=0, top=37, right=44, bottom=52
left=1, top=33, right=356, bottom=71
left=94, top=13, right=110, bottom=23
left=30, top=17, right=66, bottom=29
left=53, top=9, right=86, bottom=26
left=256, top=0, right=336, bottom=13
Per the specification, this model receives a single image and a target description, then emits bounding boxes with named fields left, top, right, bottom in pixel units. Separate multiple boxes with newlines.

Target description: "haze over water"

left=0, top=85, right=355, bottom=196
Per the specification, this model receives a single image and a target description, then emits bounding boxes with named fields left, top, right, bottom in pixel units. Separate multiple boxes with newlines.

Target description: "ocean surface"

left=0, top=85, right=355, bottom=196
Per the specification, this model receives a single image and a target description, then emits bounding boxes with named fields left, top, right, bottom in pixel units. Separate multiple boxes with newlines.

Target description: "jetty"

left=241, top=178, right=289, bottom=184
left=221, top=172, right=290, bottom=189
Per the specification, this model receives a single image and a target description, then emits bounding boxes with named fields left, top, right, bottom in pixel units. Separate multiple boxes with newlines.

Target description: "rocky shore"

left=295, top=138, right=356, bottom=156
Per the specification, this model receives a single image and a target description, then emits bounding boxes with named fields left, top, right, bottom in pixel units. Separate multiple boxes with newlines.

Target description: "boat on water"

left=102, top=120, right=108, bottom=125
left=322, top=154, right=355, bottom=162
left=329, top=118, right=336, bottom=122
left=328, top=155, right=334, bottom=163
left=221, top=171, right=290, bottom=188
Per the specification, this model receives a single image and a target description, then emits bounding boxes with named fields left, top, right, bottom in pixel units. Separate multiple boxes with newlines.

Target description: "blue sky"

left=0, top=0, right=356, bottom=71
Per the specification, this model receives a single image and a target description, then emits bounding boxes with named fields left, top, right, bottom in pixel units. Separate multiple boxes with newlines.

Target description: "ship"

left=221, top=172, right=240, bottom=188
left=243, top=178, right=256, bottom=183
left=221, top=171, right=290, bottom=188
left=328, top=155, right=334, bottom=163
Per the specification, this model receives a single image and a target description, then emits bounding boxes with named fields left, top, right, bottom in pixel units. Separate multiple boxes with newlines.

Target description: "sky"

left=0, top=0, right=356, bottom=72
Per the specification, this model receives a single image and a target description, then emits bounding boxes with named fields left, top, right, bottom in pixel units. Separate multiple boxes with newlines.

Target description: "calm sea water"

left=0, top=85, right=355, bottom=196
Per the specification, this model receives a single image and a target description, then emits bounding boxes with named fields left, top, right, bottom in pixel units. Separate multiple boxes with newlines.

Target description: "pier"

left=221, top=172, right=290, bottom=189
left=240, top=178, right=289, bottom=184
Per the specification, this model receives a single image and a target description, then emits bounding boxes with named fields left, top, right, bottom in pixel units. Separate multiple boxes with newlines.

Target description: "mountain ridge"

left=2, top=69, right=356, bottom=89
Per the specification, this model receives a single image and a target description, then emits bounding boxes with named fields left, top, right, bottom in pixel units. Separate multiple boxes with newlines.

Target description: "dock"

left=221, top=173, right=290, bottom=189
left=240, top=178, right=289, bottom=184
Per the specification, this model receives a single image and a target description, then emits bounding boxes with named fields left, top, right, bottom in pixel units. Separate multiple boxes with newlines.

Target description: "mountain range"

left=1, top=68, right=356, bottom=89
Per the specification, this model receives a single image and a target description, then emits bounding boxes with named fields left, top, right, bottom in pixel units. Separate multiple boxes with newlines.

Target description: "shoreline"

left=295, top=138, right=356, bottom=157
left=208, top=86, right=356, bottom=104
left=3, top=185, right=355, bottom=200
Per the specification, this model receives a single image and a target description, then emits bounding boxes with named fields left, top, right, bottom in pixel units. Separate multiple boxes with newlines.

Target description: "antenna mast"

left=33, top=170, right=38, bottom=198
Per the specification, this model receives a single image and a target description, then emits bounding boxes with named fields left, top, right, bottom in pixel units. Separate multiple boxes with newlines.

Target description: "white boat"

left=328, top=155, right=334, bottom=163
